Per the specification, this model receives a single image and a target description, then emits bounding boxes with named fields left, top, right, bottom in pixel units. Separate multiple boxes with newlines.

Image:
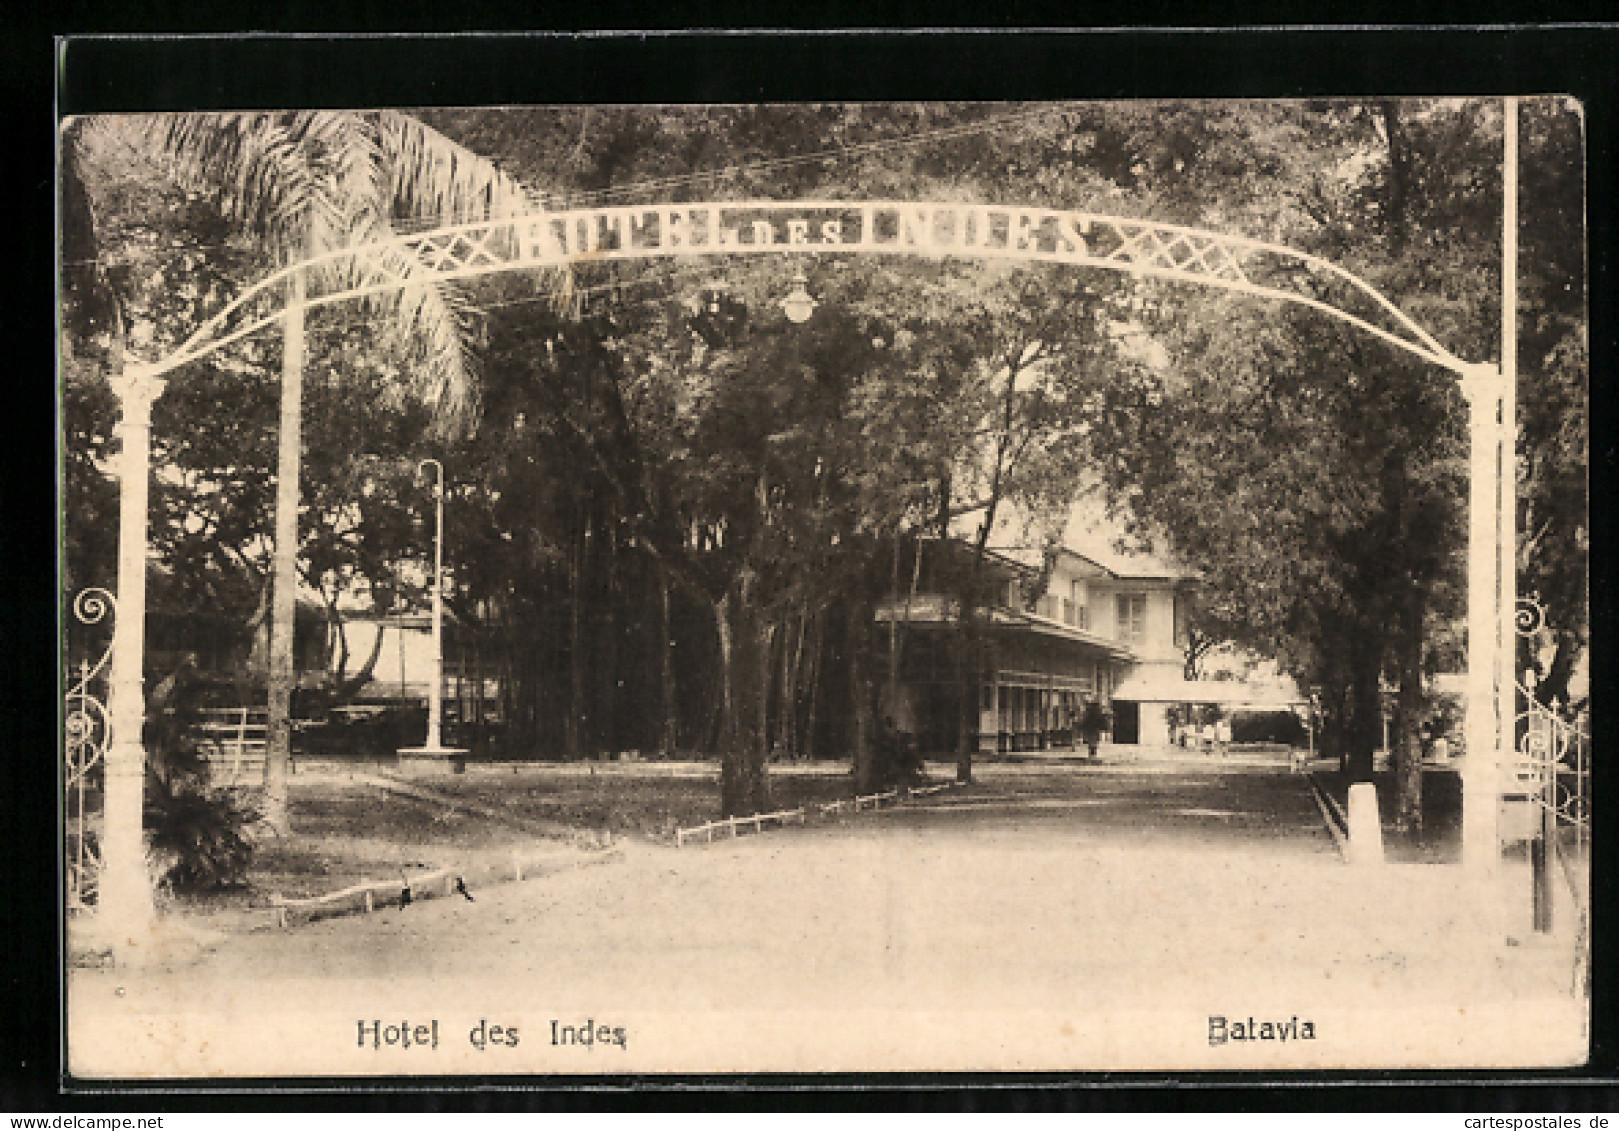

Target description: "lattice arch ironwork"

left=140, top=201, right=1473, bottom=382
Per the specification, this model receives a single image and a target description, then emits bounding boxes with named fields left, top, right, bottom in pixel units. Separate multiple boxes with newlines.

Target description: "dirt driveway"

left=68, top=760, right=1587, bottom=1077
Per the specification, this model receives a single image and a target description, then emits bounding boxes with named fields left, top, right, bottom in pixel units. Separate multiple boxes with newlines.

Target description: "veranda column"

left=97, top=361, right=165, bottom=958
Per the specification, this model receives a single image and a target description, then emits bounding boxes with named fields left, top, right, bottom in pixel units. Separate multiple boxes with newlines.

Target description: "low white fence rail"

left=269, top=867, right=460, bottom=928
left=674, top=780, right=961, bottom=848
left=266, top=847, right=612, bottom=929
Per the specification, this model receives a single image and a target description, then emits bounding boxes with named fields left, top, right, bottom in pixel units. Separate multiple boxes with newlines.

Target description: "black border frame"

left=16, top=24, right=1617, bottom=1111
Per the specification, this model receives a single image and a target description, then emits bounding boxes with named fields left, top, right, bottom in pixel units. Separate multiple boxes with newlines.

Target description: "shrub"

left=1230, top=710, right=1308, bottom=746
left=141, top=660, right=261, bottom=893
left=1197, top=703, right=1227, bottom=727
left=1079, top=701, right=1111, bottom=740
left=145, top=780, right=261, bottom=893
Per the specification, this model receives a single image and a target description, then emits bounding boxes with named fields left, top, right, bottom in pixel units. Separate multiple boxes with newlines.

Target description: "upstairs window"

left=1063, top=598, right=1088, bottom=631
left=1116, top=593, right=1147, bottom=644
left=1068, top=580, right=1089, bottom=629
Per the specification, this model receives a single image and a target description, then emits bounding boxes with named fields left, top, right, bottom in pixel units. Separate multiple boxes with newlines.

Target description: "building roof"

left=873, top=594, right=1134, bottom=658
left=1111, top=672, right=1307, bottom=707
left=954, top=489, right=1193, bottom=584
left=987, top=607, right=1135, bottom=658
left=1058, top=497, right=1189, bottom=580
left=337, top=605, right=471, bottom=629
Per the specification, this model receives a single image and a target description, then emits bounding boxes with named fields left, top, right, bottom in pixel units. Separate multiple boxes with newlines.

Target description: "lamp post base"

left=397, top=746, right=469, bottom=774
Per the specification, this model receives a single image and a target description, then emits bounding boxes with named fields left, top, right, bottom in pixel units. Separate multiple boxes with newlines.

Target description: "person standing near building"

left=1078, top=699, right=1109, bottom=761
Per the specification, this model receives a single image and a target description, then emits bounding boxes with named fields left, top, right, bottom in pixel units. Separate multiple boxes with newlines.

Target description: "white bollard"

left=1430, top=736, right=1450, bottom=766
left=1347, top=781, right=1385, bottom=865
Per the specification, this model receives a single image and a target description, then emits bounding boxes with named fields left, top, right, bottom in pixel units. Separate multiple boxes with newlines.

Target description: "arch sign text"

left=166, top=200, right=1466, bottom=379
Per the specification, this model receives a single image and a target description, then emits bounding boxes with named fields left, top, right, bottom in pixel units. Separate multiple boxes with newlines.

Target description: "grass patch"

left=1311, top=768, right=1462, bottom=864
left=421, top=762, right=868, bottom=839
left=161, top=760, right=896, bottom=923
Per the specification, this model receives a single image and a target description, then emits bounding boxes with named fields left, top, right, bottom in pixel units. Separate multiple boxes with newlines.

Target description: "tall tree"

left=77, top=111, right=559, bottom=830
left=1079, top=98, right=1580, bottom=826
left=420, top=102, right=1303, bottom=800
left=419, top=100, right=1583, bottom=812
left=1511, top=98, right=1588, bottom=712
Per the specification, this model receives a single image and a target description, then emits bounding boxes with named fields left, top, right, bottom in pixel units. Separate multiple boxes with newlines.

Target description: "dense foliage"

left=1076, top=98, right=1585, bottom=819
left=63, top=100, right=1586, bottom=824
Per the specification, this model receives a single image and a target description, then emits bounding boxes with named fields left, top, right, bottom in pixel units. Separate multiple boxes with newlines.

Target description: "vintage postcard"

left=59, top=74, right=1591, bottom=1079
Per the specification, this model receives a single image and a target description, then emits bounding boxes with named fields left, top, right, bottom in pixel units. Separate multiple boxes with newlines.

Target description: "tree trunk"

left=785, top=608, right=807, bottom=758
left=1345, top=628, right=1383, bottom=783
left=803, top=609, right=824, bottom=761
left=1314, top=629, right=1352, bottom=773
left=1184, top=632, right=1212, bottom=681
left=235, top=577, right=270, bottom=709
left=263, top=264, right=305, bottom=834
left=657, top=565, right=678, bottom=757
left=1393, top=587, right=1427, bottom=831
left=715, top=581, right=771, bottom=817
left=513, top=628, right=540, bottom=756
left=1379, top=100, right=1412, bottom=250
left=887, top=536, right=901, bottom=728
left=324, top=593, right=349, bottom=688
left=1536, top=628, right=1581, bottom=709
left=471, top=616, right=484, bottom=755
left=943, top=470, right=982, bottom=785
left=600, top=520, right=620, bottom=754
left=850, top=613, right=877, bottom=793
left=771, top=613, right=792, bottom=760
left=759, top=619, right=778, bottom=775
left=566, top=517, right=584, bottom=760
left=955, top=616, right=977, bottom=784
left=332, top=614, right=387, bottom=704
left=889, top=535, right=924, bottom=768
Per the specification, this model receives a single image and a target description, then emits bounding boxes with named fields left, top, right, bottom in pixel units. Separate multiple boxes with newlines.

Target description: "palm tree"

left=78, top=110, right=564, bottom=831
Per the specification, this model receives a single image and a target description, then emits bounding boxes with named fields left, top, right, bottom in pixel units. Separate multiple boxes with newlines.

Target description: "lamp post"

left=421, top=458, right=447, bottom=749
left=398, top=458, right=467, bottom=772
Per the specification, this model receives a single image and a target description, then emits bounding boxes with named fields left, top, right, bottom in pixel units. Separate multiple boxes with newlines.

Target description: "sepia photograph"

left=58, top=89, right=1591, bottom=1078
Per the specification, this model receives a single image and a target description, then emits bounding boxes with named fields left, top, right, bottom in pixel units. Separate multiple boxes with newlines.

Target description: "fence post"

left=1533, top=796, right=1554, bottom=933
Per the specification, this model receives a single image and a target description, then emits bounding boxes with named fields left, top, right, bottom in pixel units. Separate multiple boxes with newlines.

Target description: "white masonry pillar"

left=96, top=361, right=166, bottom=959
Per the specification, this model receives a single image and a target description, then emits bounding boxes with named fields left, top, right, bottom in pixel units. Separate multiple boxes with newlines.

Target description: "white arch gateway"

left=94, top=179, right=1520, bottom=945
left=158, top=199, right=1470, bottom=377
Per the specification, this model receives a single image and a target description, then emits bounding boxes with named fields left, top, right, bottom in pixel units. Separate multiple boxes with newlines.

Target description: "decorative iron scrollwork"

left=66, top=589, right=114, bottom=776
left=65, top=587, right=114, bottom=910
left=1515, top=594, right=1547, bottom=636
left=1515, top=648, right=1590, bottom=1001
